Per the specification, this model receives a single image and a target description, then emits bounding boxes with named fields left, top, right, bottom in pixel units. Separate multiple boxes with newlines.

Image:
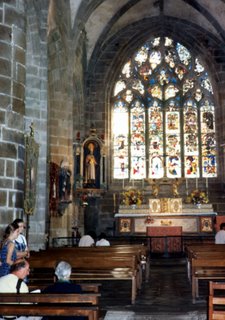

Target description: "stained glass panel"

left=183, top=100, right=199, bottom=177
left=130, top=100, right=146, bottom=179
left=166, top=109, right=181, bottom=178
left=200, top=100, right=217, bottom=177
left=113, top=100, right=129, bottom=179
left=176, top=43, right=191, bottom=65
left=149, top=101, right=164, bottom=178
left=122, top=60, right=132, bottom=78
left=112, top=36, right=217, bottom=181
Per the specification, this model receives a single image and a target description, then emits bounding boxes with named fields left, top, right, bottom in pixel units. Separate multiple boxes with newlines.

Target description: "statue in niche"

left=84, top=142, right=100, bottom=188
left=59, top=158, right=71, bottom=201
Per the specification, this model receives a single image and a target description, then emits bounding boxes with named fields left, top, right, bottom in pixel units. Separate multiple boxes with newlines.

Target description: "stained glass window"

left=112, top=37, right=217, bottom=180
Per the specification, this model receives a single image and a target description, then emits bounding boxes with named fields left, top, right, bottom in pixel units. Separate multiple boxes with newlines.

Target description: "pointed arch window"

left=112, top=37, right=217, bottom=180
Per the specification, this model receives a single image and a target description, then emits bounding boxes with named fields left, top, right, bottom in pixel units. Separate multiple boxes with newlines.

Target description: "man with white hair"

left=42, top=261, right=86, bottom=320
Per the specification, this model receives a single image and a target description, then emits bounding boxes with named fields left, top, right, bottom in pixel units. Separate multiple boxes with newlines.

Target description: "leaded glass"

left=130, top=100, right=146, bottom=179
left=113, top=100, right=129, bottom=179
left=176, top=43, right=191, bottom=65
left=183, top=100, right=199, bottom=177
left=135, top=47, right=148, bottom=66
left=114, top=80, right=126, bottom=96
left=200, top=74, right=213, bottom=93
left=112, top=36, right=217, bottom=181
left=200, top=100, right=217, bottom=177
left=132, top=79, right=145, bottom=95
left=175, top=65, right=187, bottom=80
left=149, top=51, right=161, bottom=69
left=166, top=107, right=181, bottom=178
left=122, top=61, right=132, bottom=78
left=149, top=100, right=164, bottom=178
left=165, top=84, right=179, bottom=100
left=194, top=58, right=204, bottom=75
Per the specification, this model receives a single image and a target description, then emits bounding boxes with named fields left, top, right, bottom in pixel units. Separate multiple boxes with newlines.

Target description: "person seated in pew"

left=42, top=261, right=87, bottom=320
left=96, top=232, right=110, bottom=247
left=0, top=259, right=41, bottom=320
left=215, top=222, right=225, bottom=244
left=78, top=231, right=96, bottom=247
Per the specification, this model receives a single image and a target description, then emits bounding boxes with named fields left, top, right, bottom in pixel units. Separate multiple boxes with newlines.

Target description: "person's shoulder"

left=0, top=273, right=12, bottom=282
left=21, top=281, right=29, bottom=293
left=42, top=283, right=56, bottom=293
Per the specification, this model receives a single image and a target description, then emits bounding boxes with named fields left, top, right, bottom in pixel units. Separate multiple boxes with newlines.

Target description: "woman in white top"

left=12, top=219, right=29, bottom=259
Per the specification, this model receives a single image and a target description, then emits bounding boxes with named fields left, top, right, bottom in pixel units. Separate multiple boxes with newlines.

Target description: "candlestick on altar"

left=113, top=193, right=116, bottom=212
left=186, top=178, right=189, bottom=195
left=122, top=179, right=124, bottom=190
left=206, top=177, right=209, bottom=196
left=196, top=178, right=198, bottom=190
left=132, top=179, right=134, bottom=188
left=142, top=178, right=144, bottom=190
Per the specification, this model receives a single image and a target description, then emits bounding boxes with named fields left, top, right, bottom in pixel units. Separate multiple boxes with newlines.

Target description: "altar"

left=115, top=198, right=216, bottom=236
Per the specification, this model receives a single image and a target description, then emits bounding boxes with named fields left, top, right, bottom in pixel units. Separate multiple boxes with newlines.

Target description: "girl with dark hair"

left=12, top=218, right=29, bottom=259
left=0, top=224, right=20, bottom=276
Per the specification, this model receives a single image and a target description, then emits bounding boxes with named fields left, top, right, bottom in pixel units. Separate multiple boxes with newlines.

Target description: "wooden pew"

left=29, top=282, right=102, bottom=293
left=191, top=258, right=225, bottom=303
left=185, top=244, right=225, bottom=282
left=28, top=254, right=139, bottom=304
left=0, top=293, right=100, bottom=320
left=208, top=281, right=225, bottom=320
left=30, top=244, right=150, bottom=282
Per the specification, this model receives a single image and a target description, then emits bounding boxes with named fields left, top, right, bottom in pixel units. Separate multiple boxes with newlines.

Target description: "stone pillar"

left=0, top=1, right=26, bottom=229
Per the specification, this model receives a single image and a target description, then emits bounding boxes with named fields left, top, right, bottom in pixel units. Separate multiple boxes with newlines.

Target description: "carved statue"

left=172, top=178, right=180, bottom=197
left=85, top=143, right=97, bottom=184
left=145, top=178, right=160, bottom=198
left=152, top=179, right=160, bottom=198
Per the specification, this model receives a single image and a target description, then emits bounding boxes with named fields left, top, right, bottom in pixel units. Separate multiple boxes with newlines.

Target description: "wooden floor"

left=100, top=257, right=207, bottom=319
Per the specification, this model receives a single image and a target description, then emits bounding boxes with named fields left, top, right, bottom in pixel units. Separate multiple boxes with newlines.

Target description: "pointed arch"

left=112, top=36, right=217, bottom=180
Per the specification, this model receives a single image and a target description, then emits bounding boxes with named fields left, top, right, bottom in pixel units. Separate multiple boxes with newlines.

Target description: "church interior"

left=1, top=0, right=225, bottom=318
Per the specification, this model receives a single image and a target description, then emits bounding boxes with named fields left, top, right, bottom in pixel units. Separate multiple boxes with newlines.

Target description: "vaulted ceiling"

left=71, top=0, right=225, bottom=65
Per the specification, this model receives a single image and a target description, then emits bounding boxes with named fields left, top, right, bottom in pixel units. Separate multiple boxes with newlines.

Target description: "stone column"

left=0, top=1, right=26, bottom=228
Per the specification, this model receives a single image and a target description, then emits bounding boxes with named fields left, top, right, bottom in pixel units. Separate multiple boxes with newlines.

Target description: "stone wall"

left=0, top=0, right=26, bottom=233
left=24, top=0, right=49, bottom=249
left=47, top=0, right=74, bottom=241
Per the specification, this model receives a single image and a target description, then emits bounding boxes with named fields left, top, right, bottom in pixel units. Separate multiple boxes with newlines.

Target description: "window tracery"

left=112, top=37, right=217, bottom=180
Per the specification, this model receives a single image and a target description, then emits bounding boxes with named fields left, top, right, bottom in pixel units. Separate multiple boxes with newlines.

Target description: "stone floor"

left=100, top=257, right=208, bottom=319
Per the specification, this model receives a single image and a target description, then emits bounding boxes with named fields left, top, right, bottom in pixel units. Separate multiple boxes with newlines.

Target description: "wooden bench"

left=29, top=282, right=102, bottom=293
left=30, top=244, right=150, bottom=283
left=191, top=258, right=225, bottom=303
left=0, top=293, right=100, bottom=320
left=208, top=281, right=225, bottom=320
left=28, top=254, right=139, bottom=304
left=185, top=244, right=225, bottom=282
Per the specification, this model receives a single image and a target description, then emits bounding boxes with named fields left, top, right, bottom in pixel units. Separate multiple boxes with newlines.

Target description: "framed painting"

left=200, top=216, right=213, bottom=233
left=119, top=218, right=131, bottom=233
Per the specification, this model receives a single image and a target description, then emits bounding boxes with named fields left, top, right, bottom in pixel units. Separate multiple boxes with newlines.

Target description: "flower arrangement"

left=121, top=189, right=143, bottom=206
left=190, top=189, right=209, bottom=205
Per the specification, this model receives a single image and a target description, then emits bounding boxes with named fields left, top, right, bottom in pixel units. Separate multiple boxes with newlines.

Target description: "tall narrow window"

left=112, top=37, right=217, bottom=180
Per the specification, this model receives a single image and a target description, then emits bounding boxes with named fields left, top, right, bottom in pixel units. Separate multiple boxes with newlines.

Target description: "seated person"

left=78, top=231, right=96, bottom=247
left=96, top=232, right=110, bottom=246
left=215, top=223, right=225, bottom=244
left=42, top=261, right=87, bottom=320
left=0, top=259, right=41, bottom=320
